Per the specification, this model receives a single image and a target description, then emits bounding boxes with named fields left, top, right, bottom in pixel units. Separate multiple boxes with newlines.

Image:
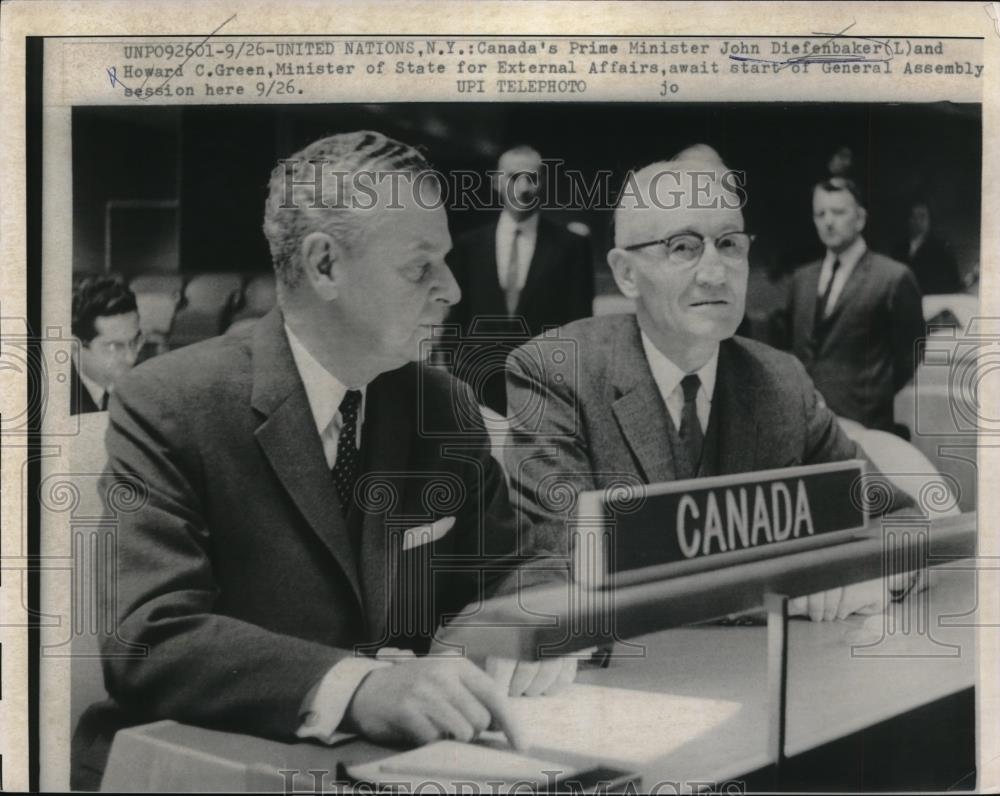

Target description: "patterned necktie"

left=815, top=257, right=842, bottom=335
left=678, top=374, right=704, bottom=479
left=504, top=227, right=522, bottom=315
left=331, top=389, right=363, bottom=513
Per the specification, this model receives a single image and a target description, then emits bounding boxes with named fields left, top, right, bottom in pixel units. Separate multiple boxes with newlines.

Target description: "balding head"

left=608, top=159, right=749, bottom=372
left=612, top=160, right=744, bottom=249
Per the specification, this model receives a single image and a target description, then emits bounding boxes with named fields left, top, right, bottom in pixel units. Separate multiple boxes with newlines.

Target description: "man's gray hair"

left=262, top=131, right=432, bottom=288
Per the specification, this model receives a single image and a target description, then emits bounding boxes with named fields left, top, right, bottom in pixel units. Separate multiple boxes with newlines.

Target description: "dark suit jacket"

left=505, top=314, right=863, bottom=558
left=72, top=308, right=520, bottom=788
left=70, top=362, right=102, bottom=415
left=772, top=250, right=925, bottom=432
left=892, top=234, right=962, bottom=296
left=446, top=215, right=593, bottom=414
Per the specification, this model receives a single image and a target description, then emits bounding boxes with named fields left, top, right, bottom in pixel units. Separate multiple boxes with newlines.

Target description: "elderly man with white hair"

left=505, top=151, right=909, bottom=627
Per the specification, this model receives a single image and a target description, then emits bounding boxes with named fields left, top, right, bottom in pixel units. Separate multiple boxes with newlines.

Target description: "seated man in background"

left=772, top=177, right=925, bottom=433
left=506, top=155, right=909, bottom=624
left=72, top=132, right=575, bottom=789
left=70, top=275, right=142, bottom=415
left=446, top=145, right=593, bottom=415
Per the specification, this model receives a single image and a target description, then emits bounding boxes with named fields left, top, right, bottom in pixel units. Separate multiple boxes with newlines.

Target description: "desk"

left=100, top=566, right=977, bottom=792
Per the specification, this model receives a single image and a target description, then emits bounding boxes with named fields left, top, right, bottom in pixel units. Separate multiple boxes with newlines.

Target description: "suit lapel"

left=515, top=217, right=552, bottom=315
left=709, top=340, right=759, bottom=476
left=356, top=367, right=412, bottom=644
left=478, top=222, right=506, bottom=315
left=610, top=317, right=676, bottom=484
left=822, top=249, right=872, bottom=329
left=801, top=261, right=822, bottom=338
left=250, top=309, right=364, bottom=611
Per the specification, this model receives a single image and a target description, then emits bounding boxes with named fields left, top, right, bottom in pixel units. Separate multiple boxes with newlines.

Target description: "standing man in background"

left=772, top=177, right=925, bottom=433
left=446, top=145, right=593, bottom=415
left=70, top=275, right=142, bottom=415
left=892, top=198, right=963, bottom=296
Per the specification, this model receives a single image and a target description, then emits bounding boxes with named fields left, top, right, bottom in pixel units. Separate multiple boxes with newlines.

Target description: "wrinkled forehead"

left=615, top=162, right=744, bottom=245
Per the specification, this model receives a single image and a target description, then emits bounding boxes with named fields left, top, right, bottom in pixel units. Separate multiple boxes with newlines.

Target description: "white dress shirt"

left=817, top=236, right=867, bottom=317
left=495, top=210, right=539, bottom=292
left=284, top=326, right=386, bottom=744
left=78, top=369, right=108, bottom=411
left=908, top=231, right=927, bottom=259
left=285, top=325, right=366, bottom=465
left=640, top=330, right=718, bottom=433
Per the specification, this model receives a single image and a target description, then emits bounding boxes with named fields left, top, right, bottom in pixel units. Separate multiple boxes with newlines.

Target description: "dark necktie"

left=331, top=389, right=363, bottom=513
left=814, top=257, right=842, bottom=337
left=678, top=374, right=704, bottom=479
left=100, top=392, right=109, bottom=411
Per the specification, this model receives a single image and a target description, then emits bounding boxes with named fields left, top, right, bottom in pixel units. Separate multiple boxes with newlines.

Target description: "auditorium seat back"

left=843, top=426, right=960, bottom=518
left=134, top=292, right=178, bottom=356
left=231, top=273, right=277, bottom=323
left=129, top=274, right=184, bottom=301
left=170, top=273, right=244, bottom=348
left=923, top=294, right=978, bottom=330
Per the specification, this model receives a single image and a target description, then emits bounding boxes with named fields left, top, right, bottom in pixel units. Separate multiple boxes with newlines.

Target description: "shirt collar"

left=824, top=235, right=867, bottom=273
left=78, top=368, right=107, bottom=408
left=284, top=324, right=365, bottom=436
left=498, top=209, right=539, bottom=240
left=639, top=330, right=719, bottom=404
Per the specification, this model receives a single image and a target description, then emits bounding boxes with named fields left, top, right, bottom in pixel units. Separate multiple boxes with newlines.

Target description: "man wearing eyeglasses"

left=70, top=275, right=143, bottom=415
left=505, top=156, right=902, bottom=622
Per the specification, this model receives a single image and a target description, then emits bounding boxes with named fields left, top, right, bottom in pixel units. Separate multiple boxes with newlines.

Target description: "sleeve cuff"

left=296, top=657, right=390, bottom=745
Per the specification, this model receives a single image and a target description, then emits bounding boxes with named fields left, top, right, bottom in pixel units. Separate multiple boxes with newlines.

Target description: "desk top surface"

left=103, top=566, right=978, bottom=791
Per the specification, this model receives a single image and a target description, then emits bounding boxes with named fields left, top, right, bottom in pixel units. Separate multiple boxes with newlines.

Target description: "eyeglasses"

left=624, top=231, right=755, bottom=267
left=86, top=330, right=145, bottom=357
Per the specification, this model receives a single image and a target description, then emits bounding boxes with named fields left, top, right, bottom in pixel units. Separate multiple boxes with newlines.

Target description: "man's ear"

left=856, top=206, right=869, bottom=234
left=607, top=248, right=640, bottom=299
left=300, top=231, right=343, bottom=300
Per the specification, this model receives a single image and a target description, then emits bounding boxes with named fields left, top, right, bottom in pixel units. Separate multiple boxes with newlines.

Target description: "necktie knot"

left=680, top=374, right=701, bottom=404
left=339, top=389, right=362, bottom=424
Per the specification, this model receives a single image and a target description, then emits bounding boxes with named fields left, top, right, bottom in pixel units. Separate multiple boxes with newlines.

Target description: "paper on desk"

left=482, top=683, right=742, bottom=766
left=348, top=740, right=571, bottom=789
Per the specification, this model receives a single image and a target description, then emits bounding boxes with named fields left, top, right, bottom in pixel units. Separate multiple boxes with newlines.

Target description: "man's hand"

left=344, top=657, right=525, bottom=749
left=789, top=578, right=887, bottom=622
left=486, top=655, right=578, bottom=697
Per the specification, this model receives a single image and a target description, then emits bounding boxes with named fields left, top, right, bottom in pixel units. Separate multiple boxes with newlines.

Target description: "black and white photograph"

left=2, top=3, right=997, bottom=793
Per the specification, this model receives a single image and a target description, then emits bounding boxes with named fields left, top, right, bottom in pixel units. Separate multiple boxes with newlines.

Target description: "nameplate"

left=573, top=461, right=869, bottom=588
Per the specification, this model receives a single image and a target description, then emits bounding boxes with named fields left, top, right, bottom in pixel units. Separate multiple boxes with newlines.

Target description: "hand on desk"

left=486, top=655, right=579, bottom=697
left=344, top=657, right=526, bottom=750
left=790, top=578, right=887, bottom=622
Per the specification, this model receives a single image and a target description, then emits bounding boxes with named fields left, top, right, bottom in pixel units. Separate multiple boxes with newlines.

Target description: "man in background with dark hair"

left=772, top=177, right=925, bottom=433
left=70, top=275, right=142, bottom=414
left=892, top=199, right=963, bottom=296
left=446, top=145, right=593, bottom=415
